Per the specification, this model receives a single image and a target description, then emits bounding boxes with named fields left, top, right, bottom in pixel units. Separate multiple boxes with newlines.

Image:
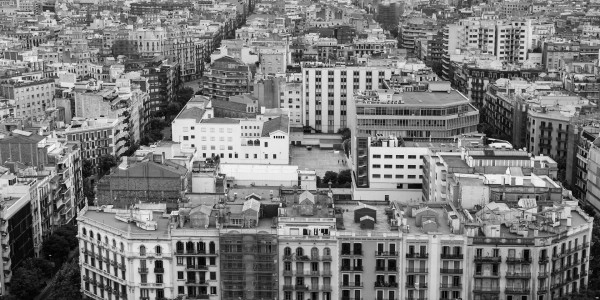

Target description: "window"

left=384, top=155, right=393, bottom=159
left=373, top=155, right=381, bottom=158
left=408, top=165, right=416, bottom=169
left=140, top=245, right=146, bottom=256
left=178, top=272, right=184, bottom=280
left=156, top=274, right=163, bottom=284
left=373, top=164, right=381, bottom=168
left=155, top=246, right=161, bottom=254
left=384, top=165, right=392, bottom=169
left=408, top=155, right=416, bottom=159
left=373, top=174, right=381, bottom=178
left=396, top=155, right=404, bottom=159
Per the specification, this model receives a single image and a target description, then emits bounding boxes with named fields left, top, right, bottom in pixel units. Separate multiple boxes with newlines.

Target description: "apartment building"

left=0, top=78, right=55, bottom=120
left=203, top=56, right=252, bottom=102
left=398, top=18, right=438, bottom=52
left=562, top=59, right=600, bottom=103
left=280, top=77, right=303, bottom=127
left=424, top=147, right=559, bottom=203
left=526, top=96, right=595, bottom=160
left=278, top=190, right=338, bottom=300
left=301, top=63, right=396, bottom=133
left=62, top=118, right=120, bottom=164
left=77, top=181, right=592, bottom=300
left=172, top=98, right=290, bottom=165
left=566, top=120, right=600, bottom=202
left=586, top=138, right=600, bottom=213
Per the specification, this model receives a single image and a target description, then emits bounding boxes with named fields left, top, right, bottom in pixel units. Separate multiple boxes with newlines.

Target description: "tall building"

left=61, top=118, right=121, bottom=164
left=203, top=56, right=252, bottom=102
left=398, top=18, right=438, bottom=53
left=301, top=63, right=396, bottom=133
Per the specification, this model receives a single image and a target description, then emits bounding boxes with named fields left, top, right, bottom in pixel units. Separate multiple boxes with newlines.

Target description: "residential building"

left=95, top=155, right=189, bottom=210
left=566, top=122, right=599, bottom=201
left=61, top=118, right=121, bottom=164
left=171, top=97, right=290, bottom=165
left=301, top=62, right=396, bottom=133
left=586, top=138, right=600, bottom=212
left=562, top=59, right=600, bottom=104
left=526, top=96, right=595, bottom=160
left=398, top=17, right=438, bottom=52
left=203, top=56, right=252, bottom=102
left=0, top=78, right=55, bottom=120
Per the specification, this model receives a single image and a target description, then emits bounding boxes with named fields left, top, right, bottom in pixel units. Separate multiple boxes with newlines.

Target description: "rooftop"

left=355, top=88, right=472, bottom=107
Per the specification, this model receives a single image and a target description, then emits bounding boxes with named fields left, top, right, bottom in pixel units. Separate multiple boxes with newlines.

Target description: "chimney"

left=162, top=152, right=166, bottom=164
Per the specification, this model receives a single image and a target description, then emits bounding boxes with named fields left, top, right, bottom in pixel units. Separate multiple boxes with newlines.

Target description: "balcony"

left=440, top=284, right=462, bottom=289
left=474, top=256, right=501, bottom=263
left=406, top=253, right=428, bottom=259
left=282, top=270, right=292, bottom=276
left=440, top=268, right=462, bottom=274
left=154, top=268, right=164, bottom=273
left=473, top=287, right=500, bottom=293
left=321, top=285, right=332, bottom=291
left=375, top=266, right=397, bottom=272
left=539, top=256, right=549, bottom=264
left=342, top=282, right=363, bottom=287
left=406, top=268, right=428, bottom=273
left=138, top=268, right=148, bottom=273
left=185, top=279, right=208, bottom=285
left=505, top=272, right=531, bottom=279
left=474, top=272, right=500, bottom=278
left=505, top=287, right=531, bottom=294
left=341, top=265, right=363, bottom=271
left=374, top=282, right=398, bottom=288
left=341, top=250, right=363, bottom=256
left=405, top=283, right=428, bottom=289
left=322, top=255, right=332, bottom=261
left=406, top=298, right=427, bottom=300
left=537, top=271, right=549, bottom=278
left=295, top=285, right=309, bottom=291
left=375, top=251, right=398, bottom=256
left=283, top=285, right=294, bottom=290
left=440, top=253, right=463, bottom=259
left=506, top=257, right=531, bottom=264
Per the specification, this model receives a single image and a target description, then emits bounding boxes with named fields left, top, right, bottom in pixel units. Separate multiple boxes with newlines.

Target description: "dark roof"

left=177, top=107, right=205, bottom=122
left=111, top=160, right=187, bottom=178
left=261, top=116, right=289, bottom=137
left=211, top=99, right=248, bottom=113
left=201, top=118, right=240, bottom=124
left=0, top=132, right=45, bottom=144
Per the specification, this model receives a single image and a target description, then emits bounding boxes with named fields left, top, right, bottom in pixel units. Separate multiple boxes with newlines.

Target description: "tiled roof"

left=211, top=99, right=247, bottom=113
left=261, top=115, right=289, bottom=137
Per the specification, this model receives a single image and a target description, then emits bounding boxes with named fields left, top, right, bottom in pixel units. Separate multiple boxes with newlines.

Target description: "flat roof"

left=357, top=91, right=472, bottom=107
left=82, top=210, right=171, bottom=238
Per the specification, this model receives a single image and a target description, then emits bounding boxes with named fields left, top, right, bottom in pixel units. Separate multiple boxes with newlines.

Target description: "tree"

left=175, top=87, right=195, bottom=106
left=42, top=234, right=71, bottom=266
left=48, top=261, right=82, bottom=300
left=10, top=267, right=44, bottom=300
left=337, top=169, right=352, bottom=186
left=342, top=139, right=351, bottom=157
left=82, top=159, right=94, bottom=178
left=98, top=154, right=118, bottom=177
left=322, top=171, right=338, bottom=186
left=21, top=258, right=53, bottom=278
left=337, top=128, right=351, bottom=142
left=53, top=225, right=78, bottom=250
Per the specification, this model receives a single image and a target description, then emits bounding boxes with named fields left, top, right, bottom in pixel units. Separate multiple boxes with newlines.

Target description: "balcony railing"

left=375, top=251, right=398, bottom=256
left=440, top=253, right=463, bottom=259
left=406, top=253, right=429, bottom=259
left=440, top=268, right=463, bottom=274
left=473, top=286, right=500, bottom=293
left=505, top=287, right=531, bottom=294
left=406, top=268, right=428, bottom=273
left=474, top=272, right=500, bottom=278
left=341, top=250, right=363, bottom=256
left=405, top=283, right=428, bottom=289
left=374, top=282, right=398, bottom=288
left=341, top=265, right=363, bottom=271
left=154, top=268, right=164, bottom=273
left=138, top=268, right=148, bottom=273
left=505, top=272, right=531, bottom=279
left=474, top=256, right=501, bottom=263
left=440, top=283, right=462, bottom=289
left=341, top=282, right=363, bottom=287
left=506, top=257, right=532, bottom=264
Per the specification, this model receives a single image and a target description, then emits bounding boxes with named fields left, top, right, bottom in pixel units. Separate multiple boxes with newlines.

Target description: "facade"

left=566, top=123, right=599, bottom=201
left=0, top=78, right=55, bottom=120
left=172, top=98, right=290, bottom=165
left=203, top=56, right=252, bottom=102
left=77, top=187, right=593, bottom=300
left=586, top=138, right=600, bottom=212
left=62, top=118, right=120, bottom=164
left=95, top=156, right=189, bottom=209
left=301, top=63, right=396, bottom=133
left=398, top=18, right=438, bottom=52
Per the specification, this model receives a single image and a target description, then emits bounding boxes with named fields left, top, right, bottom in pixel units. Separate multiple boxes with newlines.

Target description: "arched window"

left=284, top=247, right=291, bottom=256
left=248, top=140, right=254, bottom=146
left=140, top=245, right=146, bottom=256
left=186, top=241, right=194, bottom=254
left=89, top=231, right=93, bottom=239
left=296, top=247, right=304, bottom=257
left=176, top=241, right=184, bottom=254
left=120, top=242, right=124, bottom=252
left=311, top=247, right=319, bottom=259
left=198, top=242, right=206, bottom=254
left=82, top=228, right=87, bottom=236
left=254, top=139, right=260, bottom=146
left=104, top=236, right=108, bottom=245
left=112, top=239, right=116, bottom=248
left=155, top=245, right=162, bottom=255
left=209, top=241, right=216, bottom=254
left=324, top=247, right=331, bottom=256
left=97, top=233, right=101, bottom=241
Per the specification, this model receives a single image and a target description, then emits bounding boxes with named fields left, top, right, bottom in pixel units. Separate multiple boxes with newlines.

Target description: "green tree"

left=322, top=171, right=338, bottom=186
left=42, top=233, right=71, bottom=266
left=337, top=169, right=352, bottom=186
left=98, top=154, right=118, bottom=177
left=337, top=128, right=351, bottom=142
left=48, top=261, right=82, bottom=300
left=10, top=267, right=44, bottom=300
left=53, top=225, right=78, bottom=250
left=82, top=159, right=94, bottom=178
left=175, top=87, right=195, bottom=105
left=21, top=258, right=53, bottom=278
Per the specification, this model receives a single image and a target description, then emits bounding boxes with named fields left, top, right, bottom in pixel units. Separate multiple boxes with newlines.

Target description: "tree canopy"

left=48, top=260, right=82, bottom=300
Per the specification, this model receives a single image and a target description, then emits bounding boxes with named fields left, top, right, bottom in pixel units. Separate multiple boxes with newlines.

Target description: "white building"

left=301, top=63, right=396, bottom=133
left=172, top=98, right=290, bottom=165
